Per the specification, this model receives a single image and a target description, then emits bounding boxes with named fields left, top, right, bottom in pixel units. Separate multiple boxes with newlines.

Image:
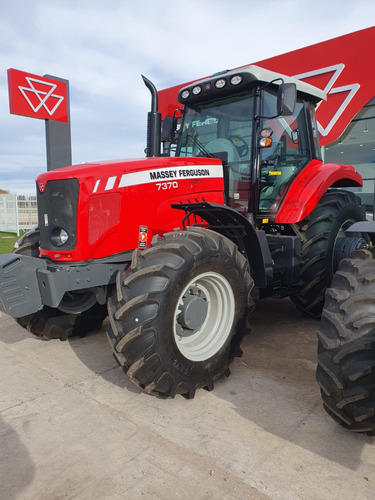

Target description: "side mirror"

left=161, top=115, right=177, bottom=142
left=277, top=83, right=296, bottom=116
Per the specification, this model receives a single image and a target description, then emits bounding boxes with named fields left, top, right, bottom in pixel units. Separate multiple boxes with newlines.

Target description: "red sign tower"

left=7, top=68, right=72, bottom=171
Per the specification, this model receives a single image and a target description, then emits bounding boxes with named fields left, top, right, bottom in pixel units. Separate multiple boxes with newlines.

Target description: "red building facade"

left=159, top=27, right=375, bottom=216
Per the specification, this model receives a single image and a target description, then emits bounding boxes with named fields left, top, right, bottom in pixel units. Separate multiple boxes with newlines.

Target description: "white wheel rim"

left=173, top=272, right=235, bottom=361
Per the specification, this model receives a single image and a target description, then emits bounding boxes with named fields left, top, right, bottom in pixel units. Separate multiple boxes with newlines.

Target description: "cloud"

left=0, top=0, right=374, bottom=193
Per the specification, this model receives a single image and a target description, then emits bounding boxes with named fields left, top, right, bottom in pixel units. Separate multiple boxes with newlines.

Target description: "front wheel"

left=107, top=228, right=254, bottom=398
left=317, top=248, right=375, bottom=434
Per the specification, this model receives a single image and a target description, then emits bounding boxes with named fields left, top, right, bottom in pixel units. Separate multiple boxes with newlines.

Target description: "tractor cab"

left=173, top=65, right=325, bottom=221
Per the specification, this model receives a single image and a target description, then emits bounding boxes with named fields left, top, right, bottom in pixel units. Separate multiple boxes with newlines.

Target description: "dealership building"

left=159, top=26, right=375, bottom=218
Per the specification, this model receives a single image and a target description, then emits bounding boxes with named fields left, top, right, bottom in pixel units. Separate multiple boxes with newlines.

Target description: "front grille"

left=37, top=178, right=79, bottom=251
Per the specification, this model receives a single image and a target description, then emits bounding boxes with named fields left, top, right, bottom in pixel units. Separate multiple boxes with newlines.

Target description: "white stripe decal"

left=105, top=176, right=117, bottom=190
left=93, top=179, right=100, bottom=193
left=118, top=164, right=223, bottom=188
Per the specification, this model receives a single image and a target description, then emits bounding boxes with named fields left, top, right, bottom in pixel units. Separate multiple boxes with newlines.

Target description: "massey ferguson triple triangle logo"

left=18, top=77, right=65, bottom=117
left=7, top=68, right=68, bottom=122
left=294, top=64, right=360, bottom=138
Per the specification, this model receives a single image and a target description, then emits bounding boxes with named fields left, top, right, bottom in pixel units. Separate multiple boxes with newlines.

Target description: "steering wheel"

left=229, top=136, right=249, bottom=157
left=275, top=153, right=307, bottom=168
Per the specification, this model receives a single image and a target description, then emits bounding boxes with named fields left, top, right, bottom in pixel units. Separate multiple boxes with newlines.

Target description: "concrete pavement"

left=0, top=298, right=374, bottom=499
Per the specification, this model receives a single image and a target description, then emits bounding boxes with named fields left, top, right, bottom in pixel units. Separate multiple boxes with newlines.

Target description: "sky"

left=0, top=0, right=374, bottom=195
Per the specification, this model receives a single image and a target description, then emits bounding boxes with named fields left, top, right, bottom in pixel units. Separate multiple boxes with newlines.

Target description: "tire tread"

left=317, top=247, right=375, bottom=433
left=107, top=227, right=254, bottom=398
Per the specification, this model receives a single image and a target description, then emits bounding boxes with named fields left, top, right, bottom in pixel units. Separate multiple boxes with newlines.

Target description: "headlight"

left=192, top=85, right=202, bottom=95
left=215, top=78, right=226, bottom=89
left=181, top=90, right=190, bottom=99
left=230, top=75, right=243, bottom=86
left=51, top=228, right=69, bottom=246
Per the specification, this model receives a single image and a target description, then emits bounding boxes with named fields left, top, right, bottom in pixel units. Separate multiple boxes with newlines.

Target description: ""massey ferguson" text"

left=149, top=168, right=210, bottom=180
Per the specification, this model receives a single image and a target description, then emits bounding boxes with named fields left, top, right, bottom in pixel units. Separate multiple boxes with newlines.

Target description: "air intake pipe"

left=142, top=75, right=161, bottom=157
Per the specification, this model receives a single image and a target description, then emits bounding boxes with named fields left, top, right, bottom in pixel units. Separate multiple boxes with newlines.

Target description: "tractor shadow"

left=66, top=320, right=143, bottom=395
left=59, top=299, right=374, bottom=471
left=0, top=416, right=35, bottom=498
left=1, top=313, right=140, bottom=394
left=213, top=297, right=375, bottom=471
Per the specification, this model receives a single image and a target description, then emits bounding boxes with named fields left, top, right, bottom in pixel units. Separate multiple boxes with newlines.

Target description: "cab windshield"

left=176, top=91, right=254, bottom=212
left=175, top=88, right=316, bottom=216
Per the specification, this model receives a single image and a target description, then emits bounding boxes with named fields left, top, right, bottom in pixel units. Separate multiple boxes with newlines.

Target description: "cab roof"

left=178, top=64, right=327, bottom=105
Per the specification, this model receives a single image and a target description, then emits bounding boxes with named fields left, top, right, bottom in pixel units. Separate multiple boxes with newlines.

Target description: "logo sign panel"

left=7, top=68, right=68, bottom=122
left=254, top=27, right=375, bottom=145
left=158, top=27, right=375, bottom=147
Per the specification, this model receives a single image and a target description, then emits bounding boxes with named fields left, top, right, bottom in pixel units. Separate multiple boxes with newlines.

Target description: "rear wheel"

left=291, top=190, right=366, bottom=317
left=316, top=248, right=375, bottom=434
left=13, top=228, right=108, bottom=340
left=107, top=227, right=254, bottom=398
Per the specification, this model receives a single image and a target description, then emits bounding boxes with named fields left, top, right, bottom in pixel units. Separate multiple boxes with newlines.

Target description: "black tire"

left=107, top=227, right=254, bottom=398
left=316, top=248, right=375, bottom=434
left=12, top=228, right=108, bottom=341
left=291, top=189, right=366, bottom=317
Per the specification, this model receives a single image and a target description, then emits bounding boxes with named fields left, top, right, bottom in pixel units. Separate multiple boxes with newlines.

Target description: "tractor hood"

left=36, top=156, right=225, bottom=262
left=35, top=156, right=223, bottom=194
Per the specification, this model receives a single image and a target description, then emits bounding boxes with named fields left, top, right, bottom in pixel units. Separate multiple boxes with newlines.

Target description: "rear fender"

left=274, top=160, right=363, bottom=223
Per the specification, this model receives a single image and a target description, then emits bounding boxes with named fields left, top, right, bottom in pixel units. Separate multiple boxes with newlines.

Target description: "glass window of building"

left=324, top=97, right=375, bottom=220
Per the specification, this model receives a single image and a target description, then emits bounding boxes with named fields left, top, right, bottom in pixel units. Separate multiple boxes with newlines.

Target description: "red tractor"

left=1, top=65, right=374, bottom=433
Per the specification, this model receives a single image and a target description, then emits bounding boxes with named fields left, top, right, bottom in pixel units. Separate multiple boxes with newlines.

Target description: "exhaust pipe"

left=142, top=75, right=161, bottom=157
